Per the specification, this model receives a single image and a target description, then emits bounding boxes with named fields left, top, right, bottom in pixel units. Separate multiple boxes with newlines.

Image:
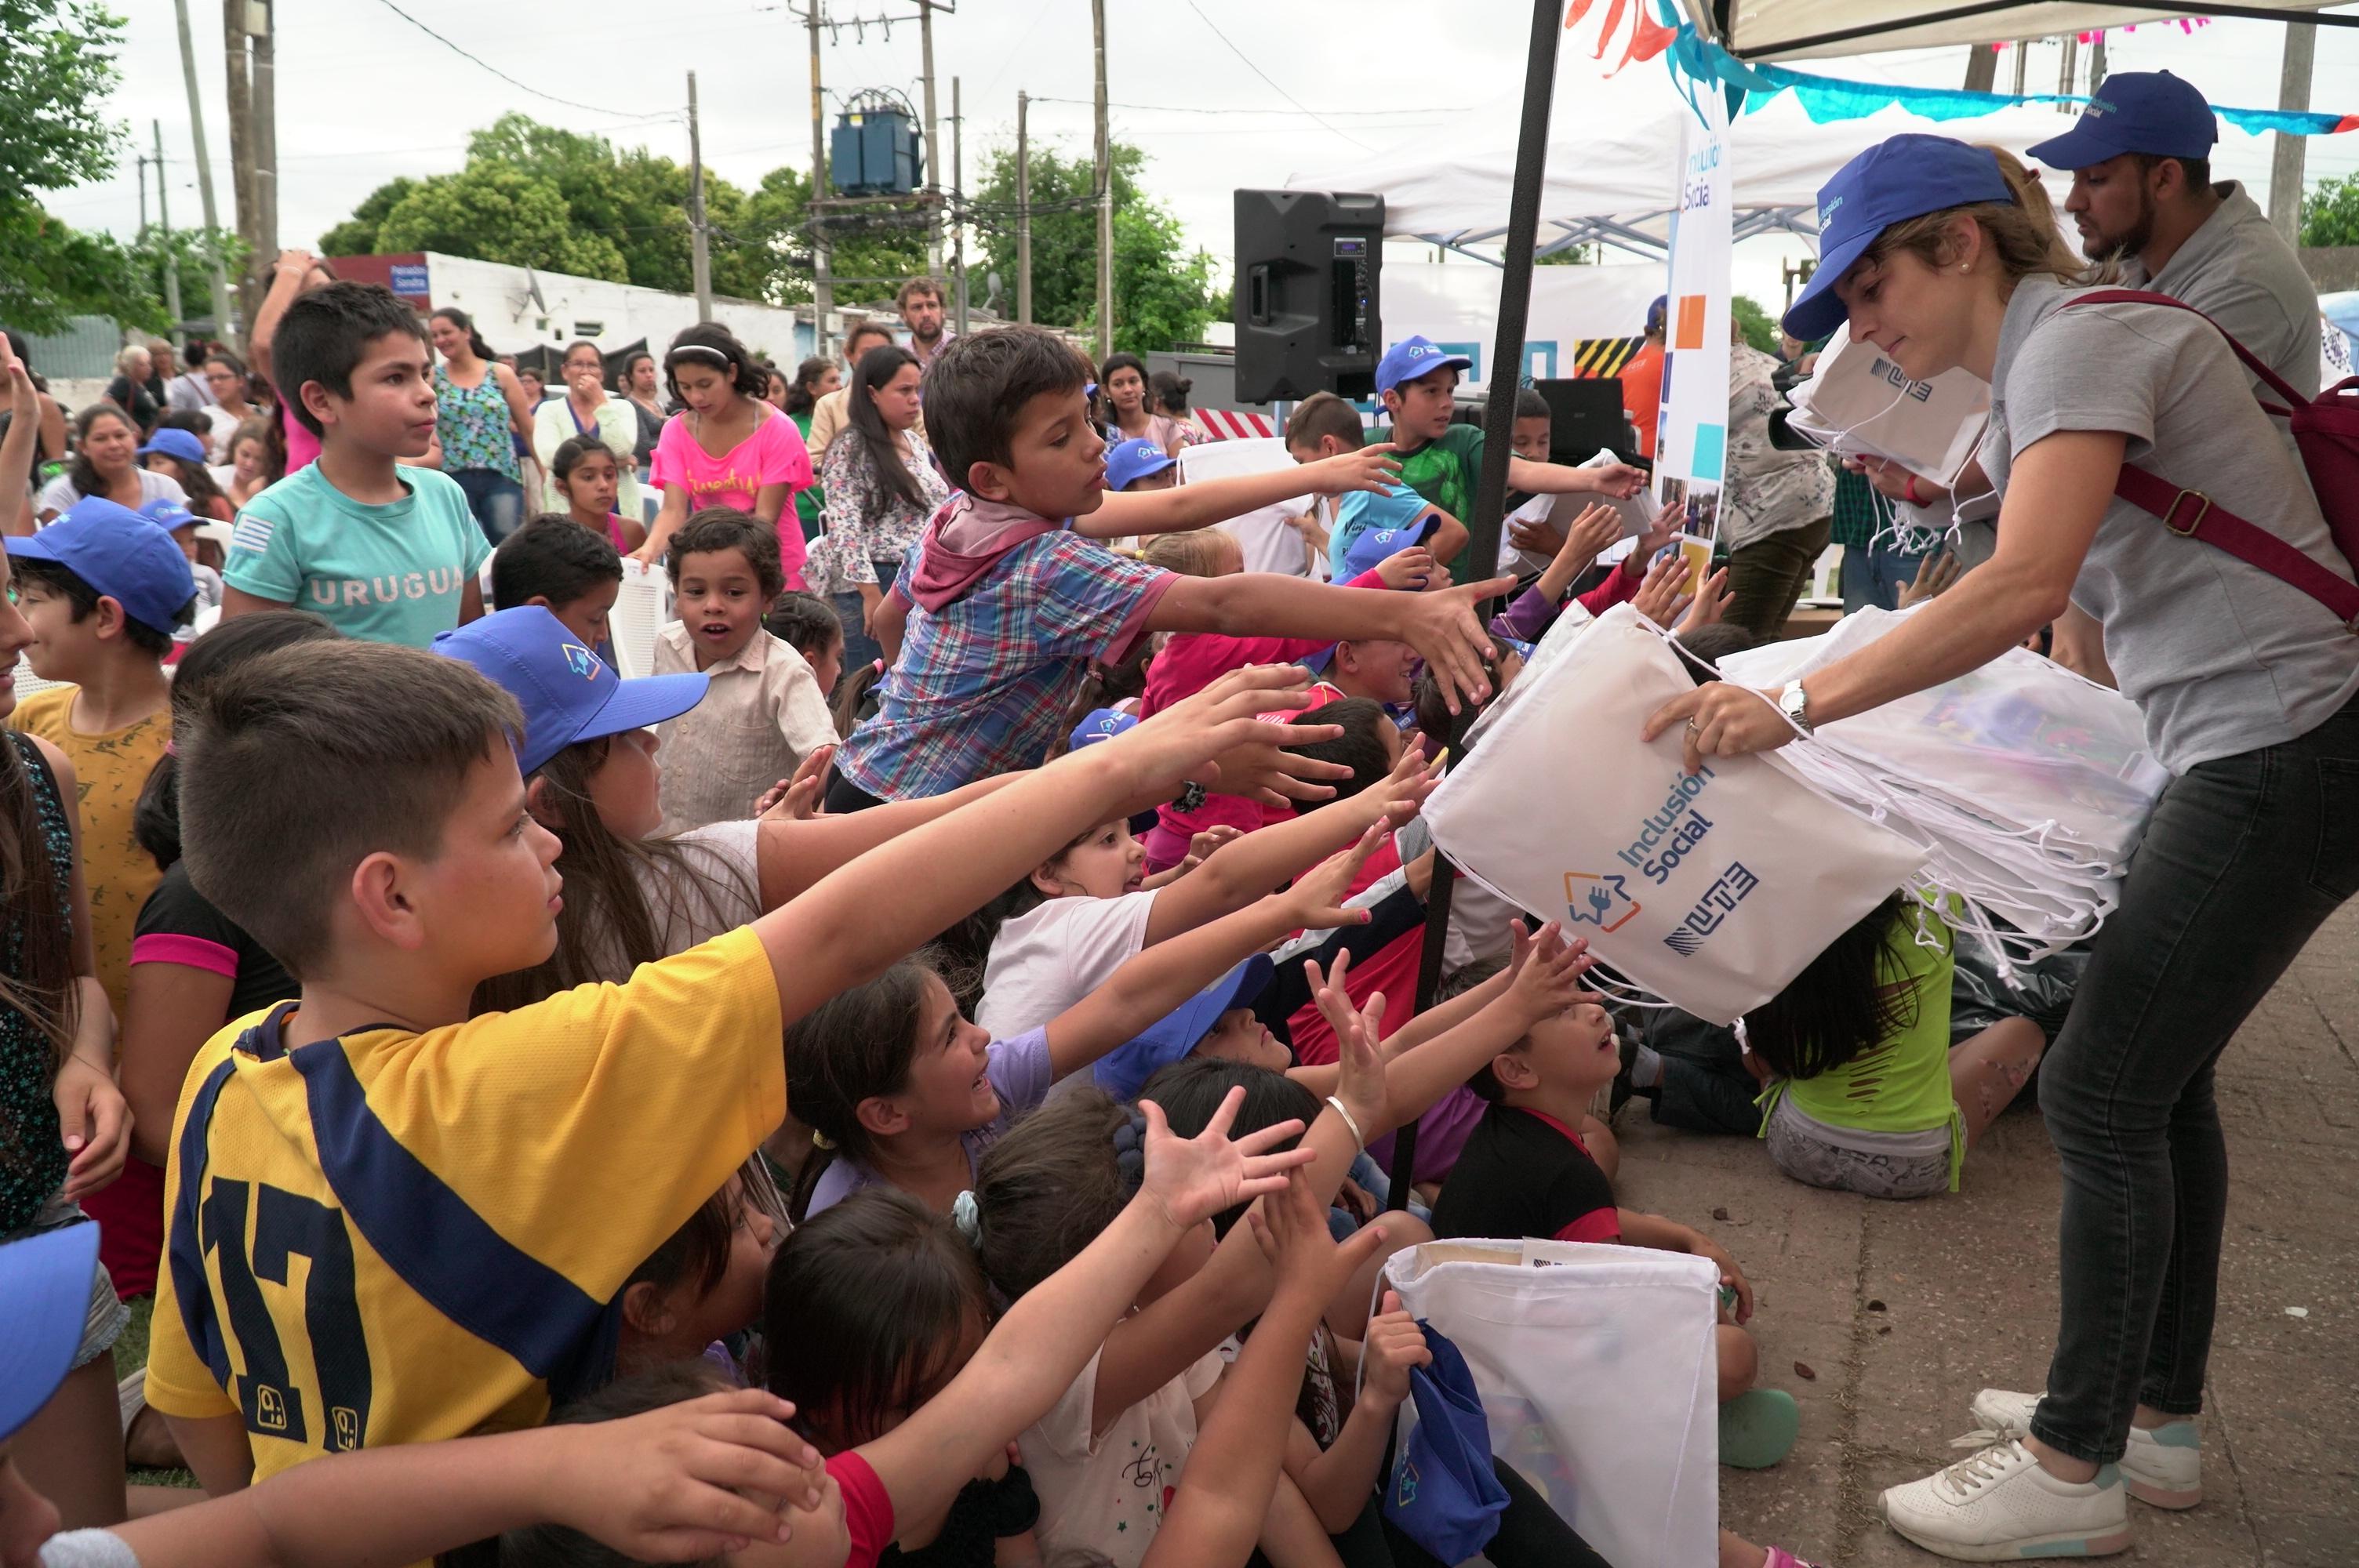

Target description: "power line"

left=1027, top=95, right=1461, bottom=118
left=369, top=0, right=639, bottom=117
left=1177, top=0, right=1376, bottom=151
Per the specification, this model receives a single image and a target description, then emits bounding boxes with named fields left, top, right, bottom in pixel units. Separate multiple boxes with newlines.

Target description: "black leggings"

left=1325, top=1458, right=1616, bottom=1568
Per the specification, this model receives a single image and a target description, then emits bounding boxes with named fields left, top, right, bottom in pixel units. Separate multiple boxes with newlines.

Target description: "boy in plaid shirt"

left=828, top=328, right=1511, bottom=808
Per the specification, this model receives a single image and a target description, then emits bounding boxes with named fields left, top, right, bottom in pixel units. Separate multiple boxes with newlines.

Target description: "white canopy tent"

left=1687, top=0, right=2354, bottom=62
left=1285, top=96, right=2075, bottom=261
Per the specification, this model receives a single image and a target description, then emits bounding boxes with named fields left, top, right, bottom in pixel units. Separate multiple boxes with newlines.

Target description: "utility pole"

left=154, top=122, right=186, bottom=334
left=1016, top=90, right=1032, bottom=324
left=808, top=0, right=834, bottom=360
left=2010, top=38, right=2027, bottom=97
left=919, top=0, right=943, bottom=276
left=1091, top=0, right=1112, bottom=360
left=1962, top=41, right=1998, bottom=93
left=253, top=0, right=278, bottom=272
left=2268, top=20, right=2316, bottom=245
left=688, top=72, right=714, bottom=321
left=173, top=0, right=234, bottom=338
left=224, top=0, right=260, bottom=331
left=2087, top=32, right=2106, bottom=93
left=951, top=76, right=969, bottom=334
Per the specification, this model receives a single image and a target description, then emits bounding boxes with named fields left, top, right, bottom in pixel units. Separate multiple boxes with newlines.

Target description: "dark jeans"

left=831, top=556, right=900, bottom=687
left=1641, top=1008, right=1762, bottom=1135
left=2031, top=695, right=2359, bottom=1463
left=1725, top=517, right=1832, bottom=642
left=450, top=467, right=525, bottom=546
left=823, top=768, right=888, bottom=815
left=1839, top=538, right=1928, bottom=613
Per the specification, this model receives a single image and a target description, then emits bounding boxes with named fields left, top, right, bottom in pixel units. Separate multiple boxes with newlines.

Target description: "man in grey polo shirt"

left=2030, top=69, right=2321, bottom=397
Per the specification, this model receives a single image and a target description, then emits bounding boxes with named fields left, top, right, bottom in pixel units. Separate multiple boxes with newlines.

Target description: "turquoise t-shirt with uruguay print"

left=226, top=463, right=490, bottom=648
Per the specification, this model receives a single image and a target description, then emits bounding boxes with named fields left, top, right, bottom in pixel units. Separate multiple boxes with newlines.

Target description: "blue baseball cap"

left=1070, top=707, right=1139, bottom=750
left=1339, top=514, right=1442, bottom=582
left=2027, top=71, right=2217, bottom=170
left=1645, top=295, right=1670, bottom=336
left=1095, top=953, right=1277, bottom=1101
left=0, top=1223, right=101, bottom=1442
left=433, top=606, right=709, bottom=775
left=1106, top=438, right=1176, bottom=492
left=135, top=427, right=208, bottom=466
left=1376, top=336, right=1473, bottom=395
left=8, top=498, right=198, bottom=636
left=1783, top=135, right=2017, bottom=343
left=140, top=498, right=197, bottom=531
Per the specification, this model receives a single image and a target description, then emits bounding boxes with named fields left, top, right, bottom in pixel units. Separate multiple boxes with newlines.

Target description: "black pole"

left=1386, top=0, right=1563, bottom=1207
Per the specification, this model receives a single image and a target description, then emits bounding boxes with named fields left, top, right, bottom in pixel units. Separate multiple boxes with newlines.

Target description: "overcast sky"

left=56, top=0, right=2359, bottom=323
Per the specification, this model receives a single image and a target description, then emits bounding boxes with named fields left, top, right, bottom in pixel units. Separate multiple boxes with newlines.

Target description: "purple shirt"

left=801, top=1028, right=1054, bottom=1218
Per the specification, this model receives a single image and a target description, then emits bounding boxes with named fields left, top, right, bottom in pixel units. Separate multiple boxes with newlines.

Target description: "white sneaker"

left=1881, top=1439, right=2132, bottom=1560
left=1967, top=1388, right=2203, bottom=1509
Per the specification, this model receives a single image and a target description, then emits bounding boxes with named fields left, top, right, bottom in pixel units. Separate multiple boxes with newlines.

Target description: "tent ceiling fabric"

left=1697, top=0, right=2356, bottom=60
left=1285, top=98, right=2069, bottom=250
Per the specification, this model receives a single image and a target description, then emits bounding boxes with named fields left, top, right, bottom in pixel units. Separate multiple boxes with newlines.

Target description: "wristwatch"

left=1777, top=682, right=1814, bottom=736
left=1172, top=781, right=1208, bottom=813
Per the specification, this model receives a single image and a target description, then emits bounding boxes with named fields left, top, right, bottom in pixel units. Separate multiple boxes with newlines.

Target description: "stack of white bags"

left=1715, top=606, right=2167, bottom=966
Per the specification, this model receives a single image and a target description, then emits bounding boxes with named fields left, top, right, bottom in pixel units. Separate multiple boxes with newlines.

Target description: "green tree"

left=1534, top=245, right=1594, bottom=266
left=2301, top=172, right=2359, bottom=248
left=1731, top=293, right=1779, bottom=354
left=375, top=163, right=632, bottom=281
left=0, top=0, right=183, bottom=333
left=969, top=138, right=1218, bottom=354
left=318, top=176, right=417, bottom=259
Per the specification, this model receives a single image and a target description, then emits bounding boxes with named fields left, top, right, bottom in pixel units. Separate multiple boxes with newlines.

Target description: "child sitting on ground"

left=220, top=281, right=489, bottom=646
left=547, top=432, right=649, bottom=554
left=829, top=325, right=1511, bottom=810
left=1425, top=965, right=1800, bottom=1469
left=654, top=507, right=836, bottom=829
left=785, top=823, right=1383, bottom=1218
left=1740, top=891, right=2045, bottom=1200
left=491, top=514, right=625, bottom=653
left=143, top=628, right=1329, bottom=1493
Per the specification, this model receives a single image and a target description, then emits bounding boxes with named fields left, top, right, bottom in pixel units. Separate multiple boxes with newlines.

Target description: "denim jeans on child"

left=831, top=556, right=900, bottom=687
left=2030, top=695, right=2359, bottom=1464
left=451, top=468, right=525, bottom=547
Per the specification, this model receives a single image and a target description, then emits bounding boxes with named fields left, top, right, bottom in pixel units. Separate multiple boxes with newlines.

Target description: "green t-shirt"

left=1378, top=423, right=1486, bottom=581
left=1779, top=897, right=1957, bottom=1137
left=225, top=463, right=492, bottom=648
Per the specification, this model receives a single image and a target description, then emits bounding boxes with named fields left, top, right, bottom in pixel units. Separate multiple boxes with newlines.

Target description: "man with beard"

left=2029, top=71, right=2320, bottom=396
left=897, top=276, right=956, bottom=372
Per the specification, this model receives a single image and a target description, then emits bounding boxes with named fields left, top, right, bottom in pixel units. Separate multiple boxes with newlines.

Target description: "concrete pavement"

left=1612, top=905, right=2359, bottom=1566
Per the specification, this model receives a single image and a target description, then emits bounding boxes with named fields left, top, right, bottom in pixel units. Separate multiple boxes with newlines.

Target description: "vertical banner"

left=1652, top=74, right=1733, bottom=586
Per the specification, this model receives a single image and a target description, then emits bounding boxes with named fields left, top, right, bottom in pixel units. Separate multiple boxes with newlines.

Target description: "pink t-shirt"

left=281, top=400, right=320, bottom=475
left=651, top=405, right=816, bottom=588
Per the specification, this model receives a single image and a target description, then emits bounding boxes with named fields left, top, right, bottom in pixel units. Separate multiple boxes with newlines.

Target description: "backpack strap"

left=2055, top=289, right=2359, bottom=633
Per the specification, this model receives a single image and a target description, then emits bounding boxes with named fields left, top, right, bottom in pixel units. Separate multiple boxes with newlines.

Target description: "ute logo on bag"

left=1564, top=871, right=1643, bottom=932
left=1663, top=862, right=1761, bottom=956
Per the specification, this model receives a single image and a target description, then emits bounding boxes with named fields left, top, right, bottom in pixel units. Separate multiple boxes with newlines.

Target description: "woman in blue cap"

left=1647, top=133, right=2359, bottom=1560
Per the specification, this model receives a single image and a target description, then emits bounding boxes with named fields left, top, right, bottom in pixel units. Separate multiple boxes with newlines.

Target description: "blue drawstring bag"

left=1383, top=1321, right=1509, bottom=1562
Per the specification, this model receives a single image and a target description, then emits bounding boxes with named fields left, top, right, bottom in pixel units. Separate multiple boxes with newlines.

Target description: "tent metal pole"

left=1386, top=0, right=1565, bottom=1207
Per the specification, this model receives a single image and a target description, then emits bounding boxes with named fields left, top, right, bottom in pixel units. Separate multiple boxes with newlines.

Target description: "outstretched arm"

left=1076, top=445, right=1405, bottom=540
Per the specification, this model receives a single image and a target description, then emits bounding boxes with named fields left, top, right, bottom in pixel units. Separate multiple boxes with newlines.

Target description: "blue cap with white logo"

left=140, top=498, right=198, bottom=532
left=433, top=606, right=708, bottom=775
left=1783, top=135, right=2017, bottom=343
left=2026, top=71, right=2217, bottom=170
left=1376, top=336, right=1473, bottom=395
left=6, top=498, right=198, bottom=636
left=1106, top=438, right=1176, bottom=492
left=1069, top=707, right=1139, bottom=750
left=1094, top=953, right=1277, bottom=1101
left=135, top=427, right=208, bottom=466
left=1339, top=513, right=1441, bottom=582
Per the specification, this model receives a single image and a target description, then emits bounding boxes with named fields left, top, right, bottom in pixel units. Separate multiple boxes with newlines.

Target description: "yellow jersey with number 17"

left=145, top=927, right=784, bottom=1483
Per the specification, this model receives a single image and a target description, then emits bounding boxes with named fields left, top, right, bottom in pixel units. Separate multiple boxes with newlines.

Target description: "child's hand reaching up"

left=1247, top=1164, right=1395, bottom=1315
left=1632, top=498, right=1683, bottom=558
left=1502, top=920, right=1600, bottom=1026
left=1557, top=503, right=1623, bottom=575
left=1306, top=948, right=1390, bottom=1134
left=1372, top=546, right=1442, bottom=591
left=1140, top=1087, right=1315, bottom=1235
left=1357, top=1291, right=1433, bottom=1416
left=1107, top=664, right=1342, bottom=808
left=1278, top=822, right=1389, bottom=933
left=1674, top=568, right=1734, bottom=637
left=757, top=745, right=835, bottom=820
left=1630, top=552, right=1696, bottom=627
left=1299, top=441, right=1406, bottom=497
left=550, top=1388, right=830, bottom=1558
left=1397, top=575, right=1521, bottom=715
left=1352, top=746, right=1441, bottom=835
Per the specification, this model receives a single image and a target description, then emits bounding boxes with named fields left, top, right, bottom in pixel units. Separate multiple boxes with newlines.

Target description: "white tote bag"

left=1785, top=321, right=1990, bottom=490
left=1425, top=604, right=1925, bottom=1023
left=1381, top=1240, right=1721, bottom=1568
